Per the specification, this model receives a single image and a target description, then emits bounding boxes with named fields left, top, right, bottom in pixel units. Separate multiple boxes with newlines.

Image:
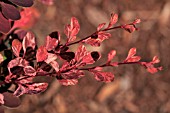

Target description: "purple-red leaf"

left=107, top=13, right=118, bottom=28
left=59, top=52, right=75, bottom=62
left=107, top=50, right=116, bottom=63
left=36, top=46, right=48, bottom=62
left=24, top=66, right=36, bottom=76
left=22, top=32, right=36, bottom=54
left=91, top=51, right=101, bottom=61
left=58, top=79, right=78, bottom=86
left=3, top=92, right=21, bottom=107
left=8, top=0, right=34, bottom=7
left=1, top=2, right=20, bottom=20
left=0, top=12, right=11, bottom=34
left=12, top=39, right=22, bottom=57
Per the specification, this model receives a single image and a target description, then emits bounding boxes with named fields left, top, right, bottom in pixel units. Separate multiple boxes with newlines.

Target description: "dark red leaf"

left=22, top=32, right=36, bottom=54
left=58, top=79, right=78, bottom=86
left=8, top=0, right=34, bottom=7
left=0, top=12, right=11, bottom=34
left=12, top=39, right=22, bottom=57
left=91, top=51, right=100, bottom=61
left=36, top=46, right=48, bottom=62
left=107, top=13, right=118, bottom=28
left=49, top=31, right=60, bottom=40
left=59, top=52, right=75, bottom=62
left=24, top=66, right=36, bottom=76
left=1, top=2, right=20, bottom=20
left=3, top=92, right=21, bottom=107
left=107, top=50, right=116, bottom=63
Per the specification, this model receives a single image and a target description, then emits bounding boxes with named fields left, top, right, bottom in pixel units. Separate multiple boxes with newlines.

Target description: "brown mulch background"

left=5, top=0, right=170, bottom=113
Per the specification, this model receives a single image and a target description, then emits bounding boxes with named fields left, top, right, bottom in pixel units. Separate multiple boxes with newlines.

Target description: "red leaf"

left=45, top=35, right=59, bottom=51
left=75, top=45, right=87, bottom=62
left=107, top=50, right=116, bottom=62
left=3, top=92, right=21, bottom=107
left=13, top=8, right=40, bottom=29
left=64, top=17, right=80, bottom=42
left=107, top=13, right=118, bottom=28
left=126, top=56, right=141, bottom=62
left=125, top=48, right=136, bottom=61
left=133, top=19, right=141, bottom=24
left=97, top=23, right=106, bottom=31
left=36, top=46, right=48, bottom=62
left=12, top=39, right=22, bottom=57
left=45, top=53, right=57, bottom=64
left=122, top=25, right=136, bottom=33
left=152, top=56, right=160, bottom=64
left=0, top=12, right=11, bottom=34
left=24, top=66, right=36, bottom=76
left=58, top=79, right=78, bottom=86
left=82, top=53, right=95, bottom=64
left=91, top=71, right=114, bottom=83
left=22, top=32, right=36, bottom=54
left=0, top=94, right=4, bottom=105
left=1, top=2, right=20, bottom=20
left=39, top=0, right=54, bottom=5
left=62, top=70, right=84, bottom=79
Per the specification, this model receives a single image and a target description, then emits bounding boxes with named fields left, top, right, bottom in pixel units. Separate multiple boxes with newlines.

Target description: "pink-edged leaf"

left=50, top=61, right=59, bottom=72
left=64, top=17, right=80, bottom=42
left=107, top=13, right=118, bottom=28
left=122, top=25, right=136, bottom=33
left=8, top=57, right=29, bottom=73
left=97, top=23, right=106, bottom=31
left=3, top=92, right=21, bottom=107
left=0, top=12, right=11, bottom=34
left=24, top=66, right=36, bottom=76
left=22, top=32, right=36, bottom=54
left=45, top=53, right=57, bottom=64
left=75, top=45, right=87, bottom=62
left=125, top=48, right=136, bottom=61
left=70, top=17, right=80, bottom=37
left=91, top=71, right=114, bottom=83
left=39, top=0, right=54, bottom=5
left=0, top=94, right=4, bottom=105
left=5, top=74, right=17, bottom=83
left=126, top=56, right=141, bottom=62
left=8, top=0, right=33, bottom=7
left=107, top=50, right=116, bottom=62
left=82, top=53, right=94, bottom=65
left=45, top=35, right=59, bottom=51
left=36, top=46, right=48, bottom=62
left=98, top=31, right=111, bottom=41
left=14, top=85, right=27, bottom=97
left=152, top=56, right=160, bottom=64
left=0, top=106, right=4, bottom=113
left=0, top=2, right=20, bottom=20
left=12, top=39, right=22, bottom=57
left=133, top=19, right=141, bottom=24
left=26, top=83, right=48, bottom=94
left=58, top=79, right=78, bottom=86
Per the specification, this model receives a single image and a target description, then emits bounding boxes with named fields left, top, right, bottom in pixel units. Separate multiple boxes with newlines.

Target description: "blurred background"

left=5, top=0, right=170, bottom=113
